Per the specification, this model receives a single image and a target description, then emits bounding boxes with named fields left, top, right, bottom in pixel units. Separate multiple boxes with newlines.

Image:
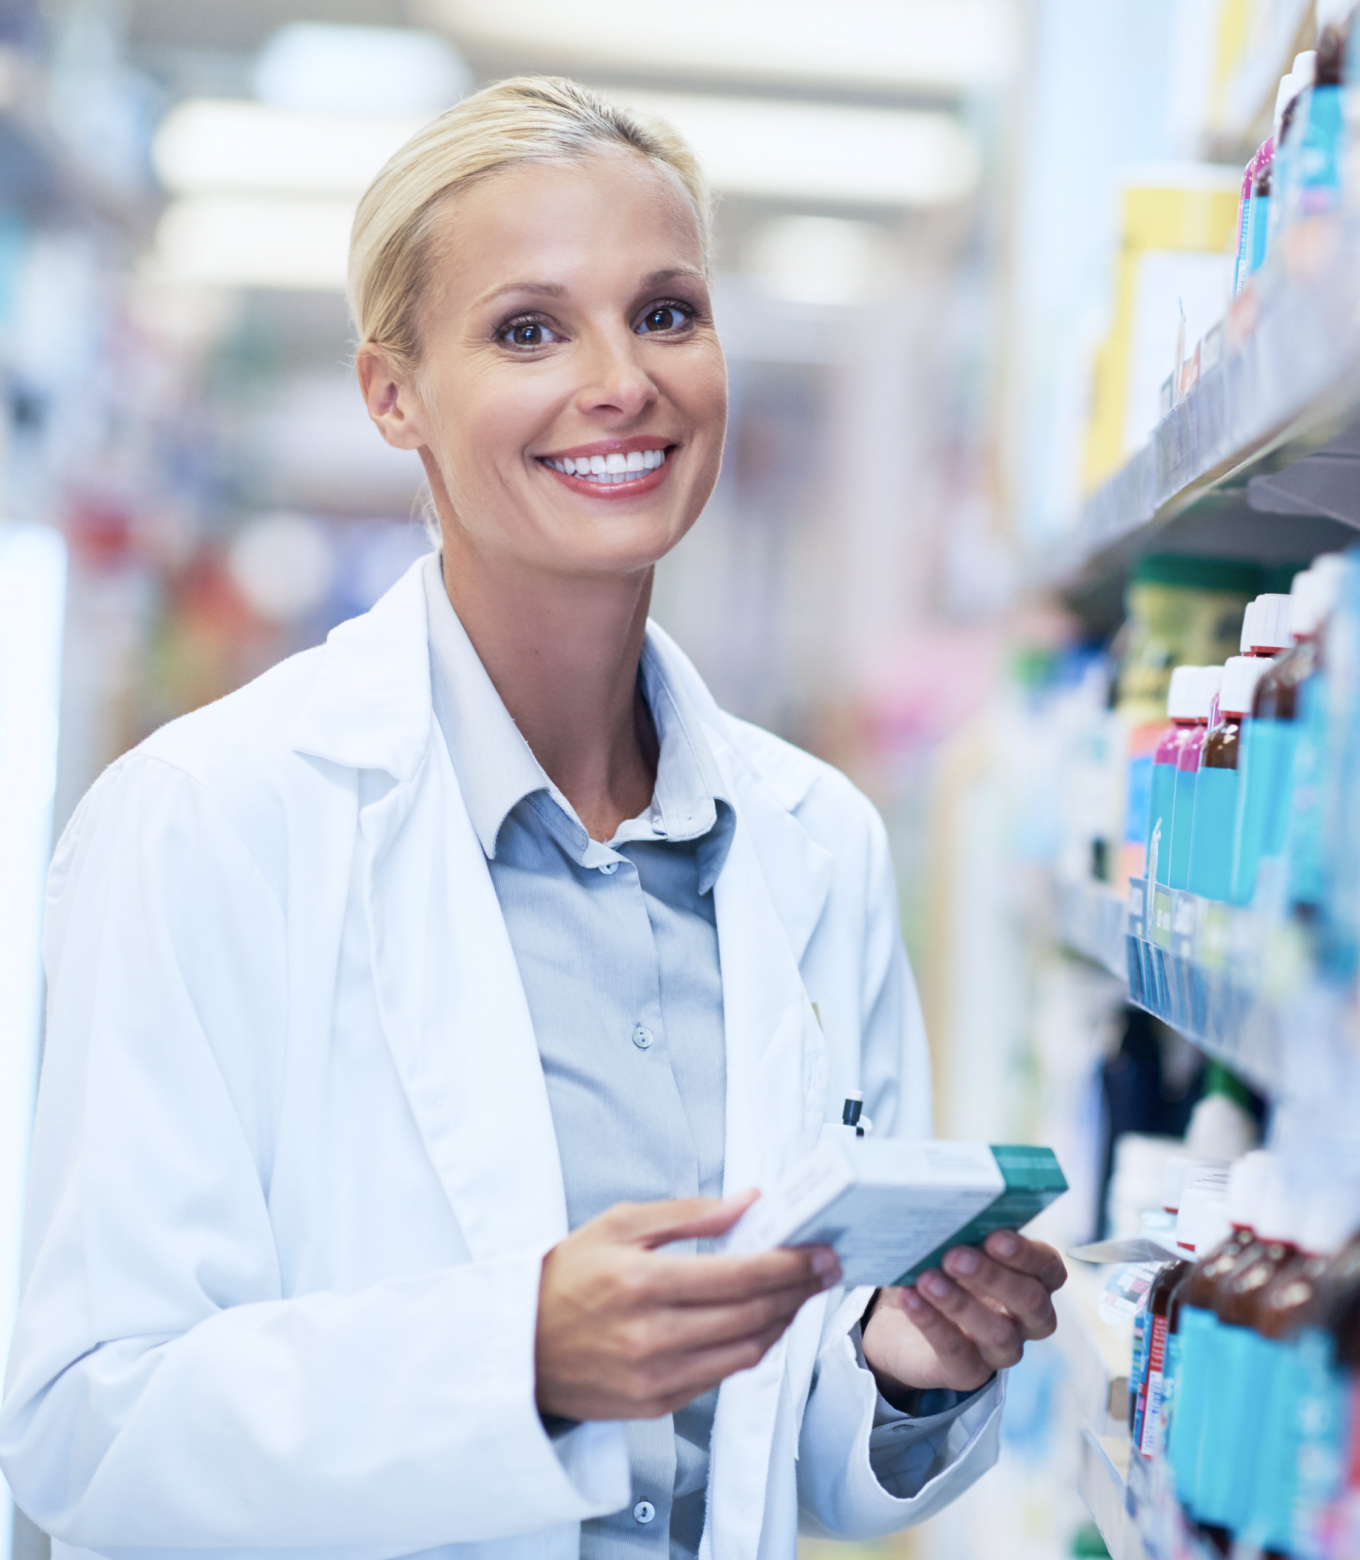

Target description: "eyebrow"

left=472, top=267, right=706, bottom=311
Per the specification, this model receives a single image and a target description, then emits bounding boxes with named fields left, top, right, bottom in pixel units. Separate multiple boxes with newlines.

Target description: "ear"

left=357, top=344, right=429, bottom=451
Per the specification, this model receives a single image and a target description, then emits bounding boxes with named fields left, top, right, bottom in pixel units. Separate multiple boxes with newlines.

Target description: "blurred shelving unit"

left=1051, top=234, right=1360, bottom=632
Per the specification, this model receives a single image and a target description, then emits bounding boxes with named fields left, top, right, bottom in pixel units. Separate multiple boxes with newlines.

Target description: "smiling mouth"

left=539, top=447, right=671, bottom=485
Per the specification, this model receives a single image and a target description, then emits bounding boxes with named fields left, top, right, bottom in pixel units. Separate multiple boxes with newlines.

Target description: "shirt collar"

left=423, top=553, right=734, bottom=887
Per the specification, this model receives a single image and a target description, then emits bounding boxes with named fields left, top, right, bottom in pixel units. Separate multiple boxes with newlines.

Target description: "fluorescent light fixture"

left=0, top=522, right=66, bottom=1560
left=154, top=100, right=428, bottom=196
left=152, top=195, right=355, bottom=289
left=620, top=92, right=980, bottom=207
left=255, top=23, right=471, bottom=116
left=744, top=216, right=885, bottom=306
left=417, top=0, right=1017, bottom=91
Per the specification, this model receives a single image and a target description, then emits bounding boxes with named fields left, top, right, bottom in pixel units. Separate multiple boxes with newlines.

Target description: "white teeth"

left=543, top=448, right=669, bottom=484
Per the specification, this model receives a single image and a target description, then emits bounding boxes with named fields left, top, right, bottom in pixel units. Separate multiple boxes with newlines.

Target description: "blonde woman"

left=0, top=78, right=1064, bottom=1560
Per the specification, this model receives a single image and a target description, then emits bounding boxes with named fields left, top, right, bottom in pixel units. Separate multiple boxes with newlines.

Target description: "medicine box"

left=717, top=1134, right=1067, bottom=1288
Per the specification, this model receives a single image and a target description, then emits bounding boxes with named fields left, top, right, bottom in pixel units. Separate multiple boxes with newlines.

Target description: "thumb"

left=609, top=1190, right=761, bottom=1249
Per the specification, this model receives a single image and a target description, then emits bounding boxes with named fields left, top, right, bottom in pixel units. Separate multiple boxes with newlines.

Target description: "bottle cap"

left=1167, top=666, right=1202, bottom=720
left=1293, top=50, right=1318, bottom=86
left=1160, top=1153, right=1228, bottom=1213
left=1219, top=655, right=1270, bottom=717
left=1177, top=1174, right=1232, bottom=1255
left=1254, top=1160, right=1297, bottom=1244
left=1245, top=593, right=1293, bottom=652
left=1227, top=1149, right=1273, bottom=1228
left=1300, top=1184, right=1360, bottom=1257
left=1194, top=666, right=1224, bottom=719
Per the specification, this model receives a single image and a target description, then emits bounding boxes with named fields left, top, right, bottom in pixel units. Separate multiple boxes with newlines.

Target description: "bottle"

left=1285, top=560, right=1348, bottom=913
left=1129, top=1156, right=1224, bottom=1449
left=1186, top=657, right=1271, bottom=901
left=1269, top=53, right=1318, bottom=251
left=1321, top=554, right=1360, bottom=978
left=1148, top=666, right=1209, bottom=887
left=1167, top=1154, right=1270, bottom=1513
left=1136, top=1254, right=1192, bottom=1459
left=1232, top=592, right=1301, bottom=905
left=1170, top=668, right=1221, bottom=890
left=1160, top=1175, right=1234, bottom=1482
left=1239, top=1188, right=1354, bottom=1555
left=1196, top=1163, right=1300, bottom=1534
left=1184, top=1061, right=1259, bottom=1161
left=1248, top=154, right=1274, bottom=276
left=1285, top=12, right=1348, bottom=230
left=1291, top=1207, right=1360, bottom=1560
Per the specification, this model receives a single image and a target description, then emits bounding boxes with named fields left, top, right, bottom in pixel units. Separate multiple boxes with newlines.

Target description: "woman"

left=0, top=78, right=1065, bottom=1560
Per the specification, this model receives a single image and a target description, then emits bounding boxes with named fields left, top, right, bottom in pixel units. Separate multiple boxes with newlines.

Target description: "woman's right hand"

left=535, top=1194, right=841, bottom=1422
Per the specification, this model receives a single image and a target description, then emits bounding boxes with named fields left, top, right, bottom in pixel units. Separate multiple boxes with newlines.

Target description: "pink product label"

left=1177, top=726, right=1206, bottom=772
left=1153, top=724, right=1191, bottom=765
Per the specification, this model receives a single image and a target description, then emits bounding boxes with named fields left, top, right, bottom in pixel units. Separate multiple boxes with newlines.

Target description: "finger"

left=650, top=1246, right=840, bottom=1305
left=942, top=1247, right=1057, bottom=1339
left=603, top=1192, right=761, bottom=1249
left=892, top=1286, right=992, bottom=1388
left=983, top=1232, right=1068, bottom=1293
left=914, top=1269, right=1024, bottom=1369
left=643, top=1281, right=822, bottom=1356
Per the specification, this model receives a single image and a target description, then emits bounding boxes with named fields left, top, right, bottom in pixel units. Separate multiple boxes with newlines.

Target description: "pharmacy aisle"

left=918, top=3, right=1360, bottom=1557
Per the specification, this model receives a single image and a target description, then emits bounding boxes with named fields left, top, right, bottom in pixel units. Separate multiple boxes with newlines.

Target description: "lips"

left=535, top=437, right=677, bottom=496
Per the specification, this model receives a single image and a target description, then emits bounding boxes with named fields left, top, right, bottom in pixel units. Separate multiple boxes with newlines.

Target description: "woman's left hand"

left=861, top=1230, right=1067, bottom=1400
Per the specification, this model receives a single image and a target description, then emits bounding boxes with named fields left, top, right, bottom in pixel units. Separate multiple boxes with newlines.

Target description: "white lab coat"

left=0, top=558, right=1003, bottom=1560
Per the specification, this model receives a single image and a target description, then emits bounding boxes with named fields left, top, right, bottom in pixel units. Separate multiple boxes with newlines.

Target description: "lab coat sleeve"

left=0, top=754, right=629, bottom=1557
left=794, top=797, right=1004, bottom=1536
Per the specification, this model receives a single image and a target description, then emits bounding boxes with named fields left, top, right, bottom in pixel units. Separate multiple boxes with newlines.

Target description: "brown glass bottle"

left=1135, top=1259, right=1190, bottom=1458
left=1216, top=1232, right=1298, bottom=1329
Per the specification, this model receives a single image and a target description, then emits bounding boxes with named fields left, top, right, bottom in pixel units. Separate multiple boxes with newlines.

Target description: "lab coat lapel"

left=704, top=765, right=833, bottom=1560
left=297, top=559, right=568, bottom=1260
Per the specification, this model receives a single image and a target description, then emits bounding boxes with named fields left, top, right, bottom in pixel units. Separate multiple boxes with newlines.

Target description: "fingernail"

left=811, top=1249, right=838, bottom=1277
left=820, top=1267, right=842, bottom=1291
left=990, top=1232, right=1018, bottom=1258
left=948, top=1247, right=979, bottom=1276
left=921, top=1271, right=950, bottom=1299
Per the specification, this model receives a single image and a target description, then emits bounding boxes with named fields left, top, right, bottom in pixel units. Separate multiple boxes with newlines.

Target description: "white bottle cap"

left=1254, top=1161, right=1298, bottom=1244
left=1246, top=594, right=1293, bottom=653
left=1177, top=1175, right=1232, bottom=1255
left=1240, top=599, right=1258, bottom=654
left=1160, top=1153, right=1227, bottom=1212
left=1194, top=666, right=1224, bottom=719
left=1318, top=0, right=1353, bottom=29
left=1293, top=50, right=1318, bottom=86
left=1300, top=1184, right=1359, bottom=1257
left=1167, top=666, right=1202, bottom=720
left=1219, top=655, right=1270, bottom=717
left=1227, top=1149, right=1273, bottom=1228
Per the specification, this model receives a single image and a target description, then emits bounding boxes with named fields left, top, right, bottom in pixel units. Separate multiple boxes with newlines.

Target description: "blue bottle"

left=1187, top=658, right=1268, bottom=901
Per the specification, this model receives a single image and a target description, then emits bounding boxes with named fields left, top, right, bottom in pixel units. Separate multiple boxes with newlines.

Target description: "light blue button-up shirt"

left=423, top=556, right=984, bottom=1555
left=424, top=557, right=732, bottom=1560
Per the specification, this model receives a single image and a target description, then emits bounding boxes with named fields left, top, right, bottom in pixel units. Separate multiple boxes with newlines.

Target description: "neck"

left=440, top=535, right=658, bottom=842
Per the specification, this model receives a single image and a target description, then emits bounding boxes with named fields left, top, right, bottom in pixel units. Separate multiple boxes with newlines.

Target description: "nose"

left=574, top=324, right=657, bottom=422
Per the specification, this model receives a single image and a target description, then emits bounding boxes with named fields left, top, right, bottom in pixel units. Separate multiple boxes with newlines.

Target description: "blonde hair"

left=348, top=76, right=712, bottom=375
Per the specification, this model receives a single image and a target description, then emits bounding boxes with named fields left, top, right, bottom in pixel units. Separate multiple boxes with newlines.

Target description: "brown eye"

left=637, top=304, right=690, bottom=335
left=499, top=318, right=561, bottom=348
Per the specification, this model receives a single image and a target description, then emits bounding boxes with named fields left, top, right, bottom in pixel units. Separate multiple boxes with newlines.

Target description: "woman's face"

left=364, top=147, right=727, bottom=582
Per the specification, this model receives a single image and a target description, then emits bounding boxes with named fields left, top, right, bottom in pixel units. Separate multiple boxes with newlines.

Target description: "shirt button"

left=633, top=1501, right=656, bottom=1525
left=632, top=1025, right=653, bottom=1050
left=598, top=861, right=619, bottom=875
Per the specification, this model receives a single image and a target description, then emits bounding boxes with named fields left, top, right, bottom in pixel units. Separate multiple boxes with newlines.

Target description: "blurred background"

left=7, top=2, right=1360, bottom=1559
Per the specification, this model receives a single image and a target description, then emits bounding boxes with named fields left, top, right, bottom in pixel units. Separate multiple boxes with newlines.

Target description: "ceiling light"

left=744, top=216, right=885, bottom=306
left=153, top=100, right=428, bottom=196
left=255, top=23, right=471, bottom=117
left=620, top=92, right=980, bottom=207
left=151, top=196, right=355, bottom=290
left=417, top=0, right=1016, bottom=92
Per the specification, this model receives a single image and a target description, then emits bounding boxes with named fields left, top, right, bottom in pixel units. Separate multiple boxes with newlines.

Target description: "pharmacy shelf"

left=1046, top=874, right=1289, bottom=1097
left=1049, top=875, right=1128, bottom=981
left=1079, top=1431, right=1151, bottom=1560
left=1053, top=234, right=1360, bottom=620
